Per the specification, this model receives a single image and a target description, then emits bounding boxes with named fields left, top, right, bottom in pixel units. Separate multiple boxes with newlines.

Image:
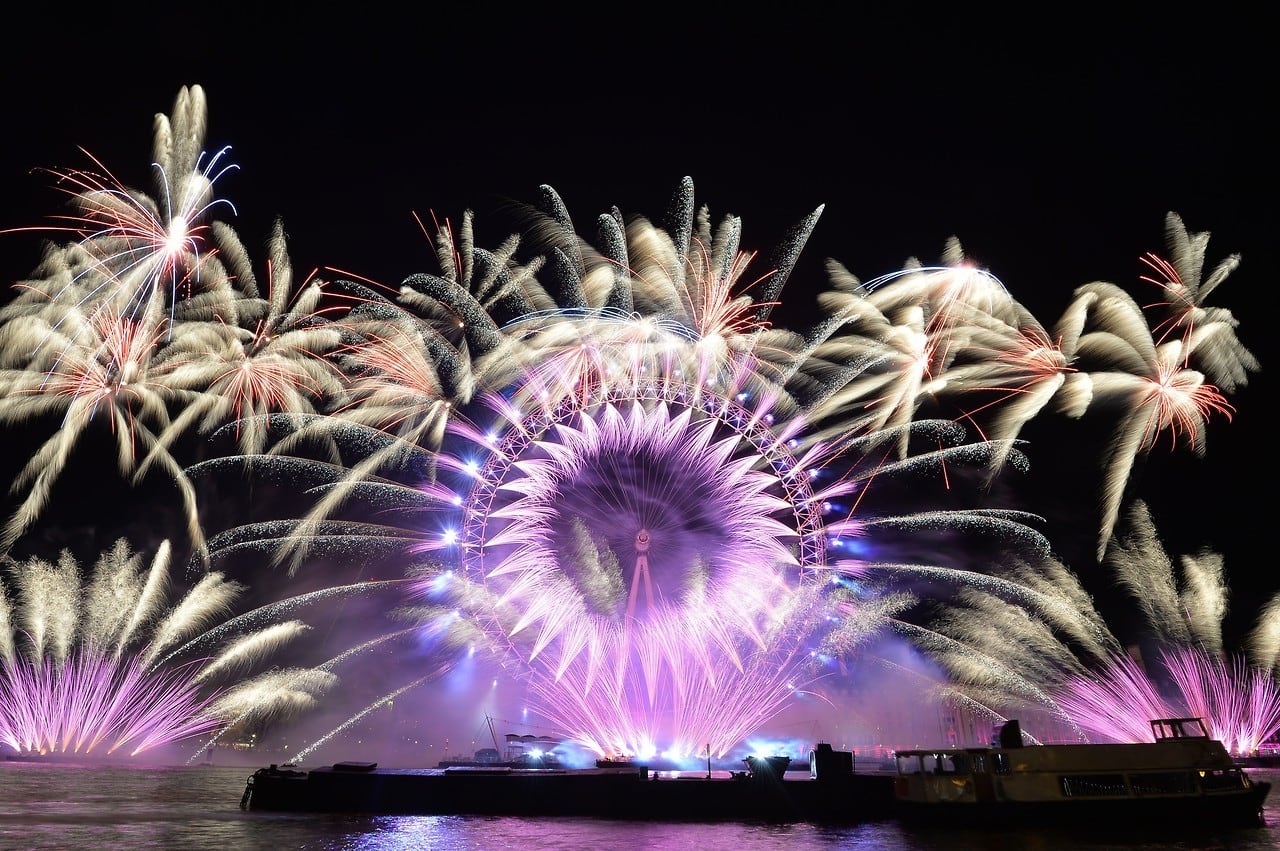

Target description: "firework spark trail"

left=0, top=540, right=331, bottom=758
left=271, top=609, right=482, bottom=767
left=286, top=673, right=441, bottom=766
left=845, top=546, right=1121, bottom=739
left=900, top=499, right=1280, bottom=748
left=887, top=618, right=1081, bottom=734
left=151, top=578, right=413, bottom=668
left=846, top=559, right=1115, bottom=662
left=1139, top=212, right=1259, bottom=393
left=866, top=652, right=1047, bottom=744
left=1164, top=648, right=1280, bottom=756
left=184, top=616, right=462, bottom=765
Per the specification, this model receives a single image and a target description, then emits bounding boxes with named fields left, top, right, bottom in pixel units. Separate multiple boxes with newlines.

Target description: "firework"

left=0, top=539, right=333, bottom=758
left=893, top=500, right=1280, bottom=753
left=0, top=85, right=1263, bottom=763
left=198, top=178, right=1071, bottom=761
left=0, top=87, right=241, bottom=558
left=0, top=87, right=360, bottom=566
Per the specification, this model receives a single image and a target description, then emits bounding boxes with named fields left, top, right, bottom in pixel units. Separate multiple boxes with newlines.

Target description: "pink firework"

left=1052, top=651, right=1178, bottom=744
left=1052, top=647, right=1280, bottom=754
left=0, top=646, right=219, bottom=757
left=1164, top=647, right=1280, bottom=756
left=0, top=539, right=334, bottom=760
left=430, top=386, right=834, bottom=759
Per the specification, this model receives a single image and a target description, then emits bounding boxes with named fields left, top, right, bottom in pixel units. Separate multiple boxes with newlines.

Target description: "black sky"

left=0, top=9, right=1273, bottom=636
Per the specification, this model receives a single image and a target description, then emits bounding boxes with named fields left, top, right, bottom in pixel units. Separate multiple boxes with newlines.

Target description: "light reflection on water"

left=1, top=761, right=1277, bottom=851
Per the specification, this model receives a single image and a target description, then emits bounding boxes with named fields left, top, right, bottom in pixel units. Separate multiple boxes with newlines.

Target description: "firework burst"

left=196, top=177, right=1071, bottom=761
left=2, top=85, right=234, bottom=331
left=0, top=539, right=333, bottom=758
left=0, top=85, right=1263, bottom=764
left=892, top=500, right=1280, bottom=753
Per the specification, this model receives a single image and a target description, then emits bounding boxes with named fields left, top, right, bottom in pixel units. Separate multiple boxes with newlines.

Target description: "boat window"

left=1059, top=774, right=1128, bottom=797
left=1201, top=768, right=1249, bottom=791
left=895, top=753, right=922, bottom=774
left=992, top=753, right=1009, bottom=775
left=1130, top=771, right=1193, bottom=795
left=914, top=752, right=973, bottom=775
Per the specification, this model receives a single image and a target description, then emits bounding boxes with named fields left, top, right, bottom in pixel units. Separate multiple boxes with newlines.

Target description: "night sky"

left=0, top=9, right=1272, bottom=641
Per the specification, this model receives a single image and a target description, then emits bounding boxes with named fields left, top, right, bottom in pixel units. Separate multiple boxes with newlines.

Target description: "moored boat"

left=891, top=717, right=1271, bottom=828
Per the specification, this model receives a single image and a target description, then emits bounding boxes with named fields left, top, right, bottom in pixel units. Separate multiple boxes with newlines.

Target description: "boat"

left=239, top=742, right=897, bottom=822
left=891, top=717, right=1271, bottom=828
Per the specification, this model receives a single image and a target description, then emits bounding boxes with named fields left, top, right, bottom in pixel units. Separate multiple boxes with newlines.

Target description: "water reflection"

left=0, top=762, right=1275, bottom=850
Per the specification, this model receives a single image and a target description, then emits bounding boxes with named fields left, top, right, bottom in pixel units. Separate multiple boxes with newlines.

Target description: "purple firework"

left=0, top=646, right=218, bottom=757
left=433, top=384, right=835, bottom=758
left=0, top=539, right=334, bottom=760
left=275, top=192, right=1054, bottom=762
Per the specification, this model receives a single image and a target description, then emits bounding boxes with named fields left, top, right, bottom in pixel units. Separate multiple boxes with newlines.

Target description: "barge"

left=240, top=744, right=896, bottom=823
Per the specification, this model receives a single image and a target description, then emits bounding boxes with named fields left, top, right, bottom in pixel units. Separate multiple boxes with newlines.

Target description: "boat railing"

left=1149, top=717, right=1211, bottom=741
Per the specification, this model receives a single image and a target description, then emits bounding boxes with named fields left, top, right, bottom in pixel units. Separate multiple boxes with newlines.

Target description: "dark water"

left=2, top=761, right=1278, bottom=850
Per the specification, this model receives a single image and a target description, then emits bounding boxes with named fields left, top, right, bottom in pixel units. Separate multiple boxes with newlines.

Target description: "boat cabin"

left=890, top=716, right=1265, bottom=821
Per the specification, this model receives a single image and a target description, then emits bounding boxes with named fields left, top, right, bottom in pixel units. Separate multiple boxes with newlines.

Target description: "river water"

left=2, top=760, right=1277, bottom=850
